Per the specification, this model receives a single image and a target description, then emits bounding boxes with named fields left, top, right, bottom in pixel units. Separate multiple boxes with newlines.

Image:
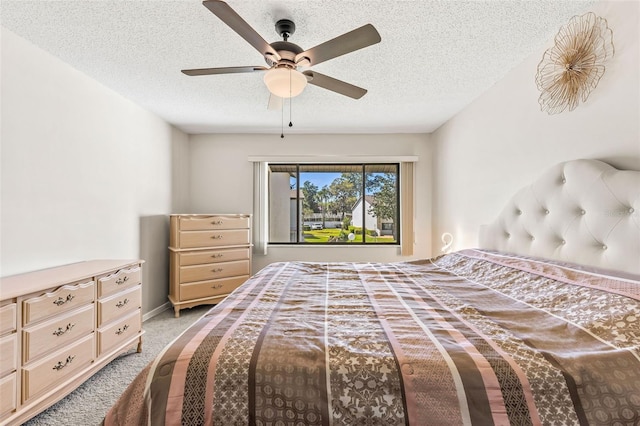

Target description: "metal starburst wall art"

left=535, top=12, right=614, bottom=115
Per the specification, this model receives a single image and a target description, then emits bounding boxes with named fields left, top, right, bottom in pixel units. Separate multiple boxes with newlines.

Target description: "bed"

left=104, top=159, right=639, bottom=426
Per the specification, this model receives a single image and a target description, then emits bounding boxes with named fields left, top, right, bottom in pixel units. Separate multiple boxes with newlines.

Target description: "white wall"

left=188, top=133, right=432, bottom=271
left=0, top=28, right=190, bottom=315
left=431, top=0, right=640, bottom=254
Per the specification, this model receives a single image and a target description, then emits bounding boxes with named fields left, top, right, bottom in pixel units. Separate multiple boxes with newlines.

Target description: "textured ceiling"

left=1, top=0, right=597, bottom=135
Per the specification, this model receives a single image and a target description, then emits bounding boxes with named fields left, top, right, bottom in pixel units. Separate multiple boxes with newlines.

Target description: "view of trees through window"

left=268, top=164, right=399, bottom=244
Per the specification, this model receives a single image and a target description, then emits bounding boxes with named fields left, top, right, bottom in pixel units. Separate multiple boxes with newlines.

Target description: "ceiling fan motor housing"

left=267, top=41, right=304, bottom=67
left=266, top=20, right=308, bottom=68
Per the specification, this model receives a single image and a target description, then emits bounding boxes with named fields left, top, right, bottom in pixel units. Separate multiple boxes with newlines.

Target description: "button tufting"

left=530, top=236, right=535, bottom=241
left=602, top=245, right=607, bottom=250
left=561, top=177, right=566, bottom=184
left=580, top=210, right=586, bottom=215
left=544, top=209, right=550, bottom=215
left=516, top=209, right=522, bottom=215
left=630, top=208, right=635, bottom=214
left=561, top=240, right=566, bottom=245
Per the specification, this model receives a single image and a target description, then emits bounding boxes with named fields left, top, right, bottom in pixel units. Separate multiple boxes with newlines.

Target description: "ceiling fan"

left=182, top=0, right=382, bottom=104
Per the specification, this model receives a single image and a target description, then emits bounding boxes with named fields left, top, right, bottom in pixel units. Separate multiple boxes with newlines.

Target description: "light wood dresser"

left=0, top=259, right=144, bottom=425
left=169, top=214, right=252, bottom=317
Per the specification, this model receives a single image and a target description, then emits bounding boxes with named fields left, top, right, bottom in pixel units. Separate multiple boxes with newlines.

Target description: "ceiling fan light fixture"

left=263, top=67, right=307, bottom=98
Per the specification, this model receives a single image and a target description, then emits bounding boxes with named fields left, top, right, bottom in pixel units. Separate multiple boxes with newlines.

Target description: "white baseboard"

left=143, top=301, right=171, bottom=322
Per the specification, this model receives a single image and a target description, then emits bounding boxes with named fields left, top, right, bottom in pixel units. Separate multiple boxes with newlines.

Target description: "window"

left=268, top=164, right=399, bottom=245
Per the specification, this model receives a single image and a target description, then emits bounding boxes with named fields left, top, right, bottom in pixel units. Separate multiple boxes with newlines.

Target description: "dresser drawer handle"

left=211, top=235, right=223, bottom=240
left=53, top=322, right=76, bottom=336
left=53, top=294, right=75, bottom=306
left=212, top=254, right=224, bottom=258
left=211, top=284, right=224, bottom=289
left=115, top=324, right=130, bottom=335
left=116, top=299, right=130, bottom=308
left=212, top=268, right=224, bottom=273
left=116, top=276, right=129, bottom=285
left=52, top=355, right=75, bottom=371
left=211, top=220, right=223, bottom=225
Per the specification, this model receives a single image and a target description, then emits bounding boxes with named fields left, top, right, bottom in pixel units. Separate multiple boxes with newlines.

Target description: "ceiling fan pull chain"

left=289, top=96, right=293, bottom=128
left=289, top=69, right=293, bottom=128
left=281, top=98, right=284, bottom=138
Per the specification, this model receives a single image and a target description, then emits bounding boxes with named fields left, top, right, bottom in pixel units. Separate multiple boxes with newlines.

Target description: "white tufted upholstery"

left=479, top=159, right=640, bottom=275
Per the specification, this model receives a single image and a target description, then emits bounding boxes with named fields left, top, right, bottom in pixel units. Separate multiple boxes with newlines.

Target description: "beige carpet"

left=23, top=304, right=211, bottom=426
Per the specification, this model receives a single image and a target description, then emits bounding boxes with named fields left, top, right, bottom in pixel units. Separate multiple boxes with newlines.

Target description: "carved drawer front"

left=180, top=275, right=248, bottom=301
left=97, top=266, right=141, bottom=298
left=0, top=303, right=17, bottom=335
left=179, top=229, right=251, bottom=249
left=178, top=248, right=250, bottom=267
left=0, top=373, right=17, bottom=417
left=180, top=260, right=250, bottom=284
left=97, top=286, right=141, bottom=327
left=22, top=333, right=94, bottom=401
left=179, top=215, right=250, bottom=231
left=0, top=334, right=17, bottom=377
left=98, top=309, right=141, bottom=356
left=22, top=281, right=94, bottom=326
left=22, top=305, right=94, bottom=364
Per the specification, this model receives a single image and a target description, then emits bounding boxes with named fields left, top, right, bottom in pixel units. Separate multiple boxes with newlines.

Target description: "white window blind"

left=252, top=161, right=269, bottom=255
left=400, top=161, right=415, bottom=256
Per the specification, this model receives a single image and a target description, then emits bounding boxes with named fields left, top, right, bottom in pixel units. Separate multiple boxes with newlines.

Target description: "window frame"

left=250, top=156, right=416, bottom=256
left=268, top=162, right=401, bottom=246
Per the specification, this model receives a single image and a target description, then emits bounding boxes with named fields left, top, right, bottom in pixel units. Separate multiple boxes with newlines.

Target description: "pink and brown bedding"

left=103, top=249, right=639, bottom=425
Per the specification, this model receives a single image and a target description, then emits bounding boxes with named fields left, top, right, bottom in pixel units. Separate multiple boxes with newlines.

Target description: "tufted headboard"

left=479, top=159, right=640, bottom=275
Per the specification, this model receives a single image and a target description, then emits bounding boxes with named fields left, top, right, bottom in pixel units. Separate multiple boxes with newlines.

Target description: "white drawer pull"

left=52, top=355, right=75, bottom=371
left=115, top=324, right=130, bottom=335
left=115, top=276, right=129, bottom=285
left=52, top=322, right=76, bottom=336
left=115, top=298, right=130, bottom=308
left=211, top=235, right=223, bottom=240
left=53, top=294, right=75, bottom=306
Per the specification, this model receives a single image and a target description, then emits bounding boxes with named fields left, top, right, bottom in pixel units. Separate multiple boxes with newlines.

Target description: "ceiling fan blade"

left=303, top=71, right=367, bottom=99
left=267, top=94, right=283, bottom=110
left=182, top=66, right=268, bottom=76
left=295, top=24, right=381, bottom=67
left=203, top=0, right=281, bottom=62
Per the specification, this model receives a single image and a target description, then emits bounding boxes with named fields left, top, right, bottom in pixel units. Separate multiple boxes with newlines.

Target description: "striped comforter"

left=104, top=250, right=640, bottom=425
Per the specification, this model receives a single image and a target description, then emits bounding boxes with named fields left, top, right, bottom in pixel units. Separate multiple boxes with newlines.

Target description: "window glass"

left=268, top=163, right=399, bottom=245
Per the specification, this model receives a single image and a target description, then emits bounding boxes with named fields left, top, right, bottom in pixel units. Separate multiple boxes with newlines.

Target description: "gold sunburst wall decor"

left=535, top=12, right=614, bottom=115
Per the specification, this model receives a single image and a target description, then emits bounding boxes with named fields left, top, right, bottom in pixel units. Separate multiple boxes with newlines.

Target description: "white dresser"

left=169, top=214, right=252, bottom=317
left=0, top=259, right=143, bottom=425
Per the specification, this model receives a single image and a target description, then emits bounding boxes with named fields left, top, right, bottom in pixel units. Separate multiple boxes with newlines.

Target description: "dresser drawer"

left=179, top=229, right=250, bottom=249
left=177, top=248, right=250, bottom=267
left=97, top=285, right=141, bottom=327
left=98, top=309, right=141, bottom=356
left=180, top=275, right=248, bottom=301
left=97, top=266, right=141, bottom=298
left=22, top=305, right=94, bottom=364
left=0, top=334, right=17, bottom=377
left=23, top=280, right=94, bottom=326
left=0, top=303, right=17, bottom=335
left=178, top=215, right=250, bottom=231
left=0, top=372, right=17, bottom=417
left=180, top=260, right=250, bottom=284
left=22, top=333, right=94, bottom=401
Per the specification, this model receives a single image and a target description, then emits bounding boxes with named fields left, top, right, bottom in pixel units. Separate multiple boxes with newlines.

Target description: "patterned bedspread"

left=103, top=250, right=640, bottom=425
